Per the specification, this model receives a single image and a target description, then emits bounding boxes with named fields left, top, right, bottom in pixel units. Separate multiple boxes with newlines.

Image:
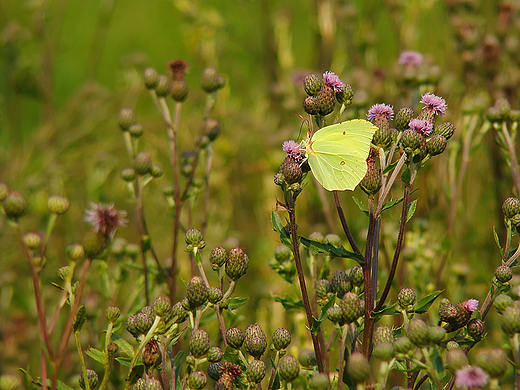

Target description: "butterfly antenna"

left=298, top=115, right=312, bottom=140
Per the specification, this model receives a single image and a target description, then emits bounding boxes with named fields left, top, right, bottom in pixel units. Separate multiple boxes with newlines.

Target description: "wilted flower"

left=168, top=59, right=189, bottom=80
left=398, top=51, right=423, bottom=66
left=283, top=140, right=305, bottom=162
left=84, top=203, right=127, bottom=237
left=420, top=93, right=447, bottom=116
left=322, top=71, right=344, bottom=93
left=409, top=118, right=433, bottom=136
left=455, top=366, right=489, bottom=388
left=367, top=103, right=394, bottom=122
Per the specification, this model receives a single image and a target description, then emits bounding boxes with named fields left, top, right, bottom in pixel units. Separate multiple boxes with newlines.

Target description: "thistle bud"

left=24, top=232, right=42, bottom=250
left=395, top=107, right=414, bottom=131
left=476, top=349, right=508, bottom=378
left=336, top=83, right=353, bottom=105
left=273, top=245, right=292, bottom=262
left=135, top=311, right=154, bottom=334
left=309, top=373, right=330, bottom=390
left=495, top=294, right=512, bottom=314
left=433, top=122, right=455, bottom=139
left=155, top=75, right=172, bottom=97
left=446, top=348, right=468, bottom=373
left=171, top=301, right=189, bottom=323
left=185, top=228, right=204, bottom=247
left=201, top=68, right=224, bottom=93
left=79, top=369, right=98, bottom=390
left=280, top=162, right=302, bottom=184
left=339, top=292, right=363, bottom=323
left=204, top=119, right=221, bottom=141
left=331, top=271, right=352, bottom=297
left=397, top=287, right=417, bottom=311
left=57, top=266, right=71, bottom=281
left=3, top=191, right=28, bottom=221
left=467, top=318, right=485, bottom=339
left=298, top=348, right=317, bottom=367
left=142, top=339, right=161, bottom=369
left=150, top=164, right=163, bottom=178
left=315, top=279, right=332, bottom=300
left=171, top=79, right=188, bottom=102
left=208, top=346, right=223, bottom=363
left=187, top=371, right=207, bottom=389
left=207, top=362, right=222, bottom=381
left=327, top=306, right=344, bottom=325
left=225, top=247, right=249, bottom=280
left=360, top=158, right=382, bottom=195
left=0, top=183, right=8, bottom=201
left=189, top=329, right=211, bottom=358
left=246, top=360, right=266, bottom=384
left=153, top=296, right=171, bottom=317
left=210, top=246, right=227, bottom=268
left=408, top=318, right=429, bottom=347
left=121, top=168, right=136, bottom=182
left=373, top=326, right=394, bottom=345
left=278, top=355, right=300, bottom=382
left=272, top=328, right=291, bottom=350
left=503, top=197, right=520, bottom=219
left=428, top=325, right=446, bottom=344
left=187, top=276, right=208, bottom=308
left=83, top=231, right=107, bottom=258
left=372, top=341, right=395, bottom=361
left=226, top=327, right=244, bottom=349
left=426, top=134, right=447, bottom=156
left=244, top=336, right=267, bottom=358
left=143, top=67, right=159, bottom=89
left=316, top=85, right=336, bottom=116
left=346, top=352, right=370, bottom=383
left=393, top=336, right=412, bottom=354
left=303, top=96, right=321, bottom=116
left=47, top=194, right=70, bottom=214
left=495, top=265, right=513, bottom=283
left=303, top=74, right=323, bottom=96
left=133, top=152, right=152, bottom=175
left=106, top=305, right=121, bottom=323
left=501, top=304, right=520, bottom=337
left=349, top=266, right=364, bottom=286
left=118, top=108, right=136, bottom=131
left=207, top=287, right=223, bottom=304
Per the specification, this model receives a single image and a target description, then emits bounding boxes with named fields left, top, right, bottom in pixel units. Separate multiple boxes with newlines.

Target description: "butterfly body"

left=303, top=119, right=378, bottom=191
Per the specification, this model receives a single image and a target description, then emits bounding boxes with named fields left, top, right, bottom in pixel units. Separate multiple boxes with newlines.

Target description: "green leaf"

left=112, top=334, right=135, bottom=359
left=271, top=211, right=291, bottom=246
left=227, top=296, right=250, bottom=311
left=352, top=196, right=369, bottom=216
left=115, top=357, right=132, bottom=367
left=380, top=197, right=403, bottom=213
left=383, top=160, right=399, bottom=175
left=300, top=236, right=364, bottom=264
left=195, top=251, right=203, bottom=266
left=405, top=199, right=418, bottom=223
left=318, top=295, right=336, bottom=321
left=373, top=303, right=399, bottom=318
left=401, top=166, right=411, bottom=184
left=432, top=348, right=446, bottom=379
left=127, top=364, right=145, bottom=387
left=493, top=227, right=504, bottom=259
left=273, top=294, right=304, bottom=310
left=85, top=347, right=106, bottom=365
left=414, top=291, right=443, bottom=314
left=269, top=372, right=280, bottom=390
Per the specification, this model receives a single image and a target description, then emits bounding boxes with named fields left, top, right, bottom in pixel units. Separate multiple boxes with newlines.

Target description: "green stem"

left=98, top=322, right=114, bottom=390
left=420, top=347, right=442, bottom=390
left=129, top=316, right=162, bottom=370
left=75, top=330, right=91, bottom=390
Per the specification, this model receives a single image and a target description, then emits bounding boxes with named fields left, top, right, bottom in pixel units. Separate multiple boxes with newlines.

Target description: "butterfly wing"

left=306, top=119, right=377, bottom=191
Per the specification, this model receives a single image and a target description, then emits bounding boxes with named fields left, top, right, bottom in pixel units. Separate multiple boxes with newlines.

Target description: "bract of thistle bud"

left=47, top=194, right=70, bottom=215
left=349, top=266, right=364, bottom=286
left=316, top=85, right=336, bottom=116
left=309, top=373, right=330, bottom=390
left=494, top=294, right=513, bottom=314
left=66, top=243, right=85, bottom=261
left=397, top=287, right=417, bottom=309
left=303, top=96, right=321, bottom=116
left=272, top=328, right=291, bottom=350
left=150, top=164, right=163, bottom=178
left=118, top=108, right=136, bottom=131
left=372, top=341, right=395, bottom=361
left=246, top=359, right=266, bottom=384
left=83, top=231, right=107, bottom=258
left=208, top=346, right=223, bottom=363
left=187, top=371, right=207, bottom=390
left=187, top=276, right=208, bottom=307
left=153, top=296, right=171, bottom=317
left=3, top=191, right=28, bottom=221
left=57, top=266, right=71, bottom=281
left=204, top=119, right=221, bottom=141
left=226, top=327, right=245, bottom=349
left=426, top=134, right=447, bottom=156
left=201, top=68, right=223, bottom=93
left=495, top=265, right=513, bottom=283
left=155, top=75, right=172, bottom=97
left=393, top=336, right=412, bottom=354
left=143, top=67, right=159, bottom=89
left=395, top=107, right=415, bottom=131
left=331, top=271, right=352, bottom=297
left=298, top=348, right=317, bottom=367
left=142, top=339, right=162, bottom=369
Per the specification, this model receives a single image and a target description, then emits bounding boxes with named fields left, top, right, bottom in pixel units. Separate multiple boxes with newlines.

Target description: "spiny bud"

left=207, top=362, right=222, bottom=381
left=397, top=287, right=417, bottom=311
left=118, top=108, right=136, bottom=131
left=135, top=311, right=154, bottom=334
left=349, top=266, right=364, bottom=287
left=47, top=194, right=70, bottom=214
left=208, top=287, right=223, bottom=304
left=428, top=325, right=446, bottom=344
left=3, top=191, right=28, bottom=221
left=201, top=68, right=225, bottom=93
left=155, top=75, right=172, bottom=97
left=187, top=371, right=207, bottom=389
left=280, top=162, right=302, bottom=184
left=185, top=228, right=204, bottom=247
left=0, top=183, right=8, bottom=201
left=401, top=129, right=423, bottom=150
left=446, top=340, right=459, bottom=350
left=393, top=336, right=412, bottom=354
left=142, top=339, right=161, bottom=369
left=331, top=271, right=352, bottom=298
left=171, top=301, right=189, bottom=323
left=298, top=348, right=317, bottom=367
left=73, top=305, right=87, bottom=332
left=153, top=296, right=171, bottom=317
left=272, top=328, right=291, bottom=350
left=121, top=168, right=136, bottom=182
left=246, top=360, right=266, bottom=384
left=340, top=292, right=363, bottom=323
left=208, top=346, right=223, bottom=363
left=426, top=134, right=447, bottom=156
left=316, top=85, right=336, bottom=116
left=303, top=74, right=323, bottom=96
left=23, top=232, right=42, bottom=250
left=79, top=369, right=98, bottom=390
left=244, top=336, right=267, bottom=358
left=245, top=323, right=266, bottom=341
left=444, top=299, right=479, bottom=332
left=274, top=245, right=292, bottom=262
left=171, top=79, right=189, bottom=102
left=204, top=119, right=221, bottom=141
left=190, top=329, right=211, bottom=358
left=439, top=300, right=457, bottom=322
left=467, top=318, right=485, bottom=339
left=476, top=349, right=508, bottom=378
left=315, top=279, right=332, bottom=300
left=446, top=348, right=468, bottom=373
left=225, top=247, right=249, bottom=280
left=57, top=266, right=71, bottom=281
left=433, top=122, right=455, bottom=139
left=83, top=231, right=107, bottom=258
left=495, top=294, right=513, bottom=314
left=503, top=197, right=520, bottom=219
left=303, top=96, right=321, bottom=116
left=133, top=152, right=153, bottom=175
left=126, top=315, right=140, bottom=338
left=501, top=304, right=520, bottom=337
left=309, top=373, right=330, bottom=390
left=495, top=265, right=513, bottom=283
left=150, top=164, right=163, bottom=178
left=106, top=305, right=121, bottom=323
left=278, top=355, right=300, bottom=382
left=395, top=107, right=414, bottom=131
left=373, top=326, right=394, bottom=345
left=327, top=306, right=344, bottom=325
left=336, top=83, right=353, bottom=105
left=372, top=125, right=393, bottom=149
left=187, top=276, right=208, bottom=308
left=408, top=318, right=430, bottom=347
left=143, top=67, right=159, bottom=89
left=210, top=247, right=227, bottom=268
left=346, top=352, right=370, bottom=383
left=372, top=341, right=395, bottom=361
left=226, top=327, right=244, bottom=349
left=360, top=158, right=382, bottom=195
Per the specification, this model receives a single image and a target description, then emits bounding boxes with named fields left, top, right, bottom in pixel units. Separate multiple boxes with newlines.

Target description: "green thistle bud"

left=360, top=159, right=382, bottom=195
left=315, top=279, right=332, bottom=300
left=486, top=107, right=502, bottom=123
left=327, top=306, right=344, bottom=325
left=316, top=85, right=336, bottom=116
left=476, top=349, right=508, bottom=378
left=400, top=129, right=422, bottom=151
left=272, top=328, right=291, bottom=350
left=143, top=67, right=159, bottom=89
left=133, top=152, right=153, bottom=175
left=446, top=340, right=459, bottom=350
left=135, top=311, right=154, bottom=334
left=444, top=300, right=478, bottom=332
left=3, top=191, right=28, bottom=221
left=171, top=79, right=189, bottom=102
left=142, top=339, right=161, bottom=369
left=210, top=247, right=227, bottom=268
left=397, top=287, right=417, bottom=310
left=244, top=336, right=267, bottom=358
left=426, top=134, right=447, bottom=156
left=208, top=346, right=223, bottom=363
left=408, top=318, right=430, bottom=347
left=118, top=108, right=136, bottom=131
left=336, top=83, right=353, bottom=105
left=325, top=233, right=341, bottom=246
left=205, top=287, right=222, bottom=304
left=225, top=247, right=249, bottom=280
left=495, top=265, right=513, bottom=283
left=278, top=355, right=300, bottom=382
left=246, top=360, right=266, bottom=384
left=495, top=294, right=513, bottom=314
left=73, top=305, right=87, bottom=332
left=0, top=183, right=9, bottom=201
left=428, top=325, right=446, bottom=344
left=57, top=266, right=71, bottom=281
left=47, top=194, right=70, bottom=214
left=274, top=172, right=285, bottom=186
left=349, top=266, right=364, bottom=287
left=128, top=124, right=143, bottom=138
left=79, top=369, right=98, bottom=390
left=373, top=326, right=394, bottom=345
left=495, top=98, right=512, bottom=120
left=340, top=292, right=363, bottom=323
left=303, top=96, right=321, bottom=116
left=503, top=197, right=520, bottom=219
left=83, top=231, right=106, bottom=258
left=298, top=348, right=317, bottom=367
left=125, top=243, right=140, bottom=259
left=207, top=362, right=222, bottom=381
left=65, top=243, right=84, bottom=261
left=303, top=74, right=323, bottom=96
left=226, top=327, right=244, bottom=349
left=395, top=107, right=414, bottom=131
left=121, top=168, right=136, bottom=182
left=502, top=304, right=520, bottom=337
left=153, top=296, right=171, bottom=317
left=125, top=315, right=140, bottom=338
left=432, top=122, right=455, bottom=139
left=0, top=374, right=21, bottom=390
left=201, top=68, right=224, bottom=93
left=331, top=271, right=352, bottom=297
left=446, top=348, right=468, bottom=373
left=273, top=245, right=292, bottom=262
left=23, top=232, right=42, bottom=250
left=281, top=162, right=302, bottom=184
left=346, top=352, right=370, bottom=383
left=511, top=109, right=520, bottom=122
left=155, top=75, right=172, bottom=97
left=309, top=373, right=330, bottom=390
left=372, top=123, right=393, bottom=148
left=438, top=300, right=457, bottom=322
left=106, top=305, right=121, bottom=323
left=393, top=336, right=412, bottom=354
left=204, top=119, right=221, bottom=141
left=171, top=301, right=189, bottom=323
left=187, top=276, right=208, bottom=308
left=185, top=228, right=204, bottom=247
left=189, top=329, right=211, bottom=358
left=467, top=318, right=485, bottom=339
left=372, top=341, right=395, bottom=361
left=187, top=371, right=207, bottom=389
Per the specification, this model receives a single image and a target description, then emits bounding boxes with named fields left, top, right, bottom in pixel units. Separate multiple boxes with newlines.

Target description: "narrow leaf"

left=405, top=199, right=418, bottom=223
left=383, top=160, right=399, bottom=175
left=85, top=348, right=106, bottom=365
left=493, top=227, right=504, bottom=259
left=112, top=334, right=135, bottom=359
left=352, top=196, right=369, bottom=216
left=271, top=211, right=291, bottom=246
left=273, top=294, right=304, bottom=310
left=300, top=237, right=364, bottom=264
left=115, top=357, right=132, bottom=367
left=414, top=291, right=443, bottom=313
left=227, top=296, right=250, bottom=311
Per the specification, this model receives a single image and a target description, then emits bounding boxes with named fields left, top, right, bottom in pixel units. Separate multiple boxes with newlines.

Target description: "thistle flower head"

left=463, top=299, right=479, bottom=312
left=367, top=103, right=394, bottom=123
left=322, top=71, right=344, bottom=93
left=409, top=118, right=433, bottom=136
left=455, top=366, right=489, bottom=388
left=398, top=51, right=423, bottom=66
left=420, top=92, right=447, bottom=116
left=168, top=59, right=189, bottom=80
left=84, top=203, right=127, bottom=237
left=282, top=140, right=305, bottom=162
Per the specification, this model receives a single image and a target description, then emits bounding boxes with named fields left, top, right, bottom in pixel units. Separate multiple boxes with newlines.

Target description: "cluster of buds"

left=315, top=267, right=363, bottom=305
left=302, top=71, right=353, bottom=116
left=502, top=196, right=520, bottom=228
left=486, top=98, right=520, bottom=123
left=269, top=245, right=296, bottom=283
left=407, top=318, right=446, bottom=347
left=438, top=298, right=480, bottom=333
left=274, top=141, right=308, bottom=193
left=326, top=291, right=364, bottom=326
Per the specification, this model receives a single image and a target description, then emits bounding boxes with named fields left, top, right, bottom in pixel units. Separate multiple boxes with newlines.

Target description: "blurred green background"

left=1, top=0, right=519, bottom=385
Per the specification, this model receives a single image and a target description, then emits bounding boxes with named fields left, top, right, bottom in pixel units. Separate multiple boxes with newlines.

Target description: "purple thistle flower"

left=398, top=51, right=423, bottom=66
left=283, top=140, right=305, bottom=161
left=409, top=118, right=433, bottom=136
left=420, top=92, right=447, bottom=116
left=367, top=103, right=394, bottom=123
left=85, top=203, right=128, bottom=237
left=455, top=366, right=489, bottom=388
left=323, top=71, right=344, bottom=93
left=463, top=299, right=479, bottom=312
